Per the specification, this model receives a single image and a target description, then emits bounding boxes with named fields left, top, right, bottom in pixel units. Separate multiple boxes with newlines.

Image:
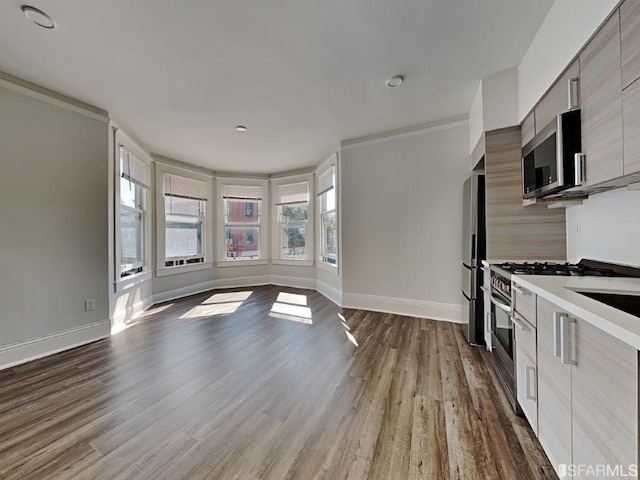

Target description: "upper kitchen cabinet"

left=521, top=111, right=535, bottom=148
left=535, top=60, right=580, bottom=134
left=623, top=77, right=640, bottom=176
left=485, top=127, right=566, bottom=261
left=621, top=0, right=640, bottom=90
left=580, top=12, right=624, bottom=186
left=621, top=0, right=640, bottom=176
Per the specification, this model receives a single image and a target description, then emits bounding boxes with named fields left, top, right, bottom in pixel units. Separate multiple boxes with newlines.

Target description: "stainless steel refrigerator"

left=461, top=174, right=486, bottom=346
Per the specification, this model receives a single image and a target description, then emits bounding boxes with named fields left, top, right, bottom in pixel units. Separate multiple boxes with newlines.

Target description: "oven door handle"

left=489, top=293, right=512, bottom=314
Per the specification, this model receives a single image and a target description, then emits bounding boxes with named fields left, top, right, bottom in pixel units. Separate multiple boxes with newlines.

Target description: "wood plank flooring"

left=0, top=285, right=556, bottom=479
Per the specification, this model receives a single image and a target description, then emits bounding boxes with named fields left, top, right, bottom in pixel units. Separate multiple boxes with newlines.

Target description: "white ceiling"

left=0, top=0, right=554, bottom=173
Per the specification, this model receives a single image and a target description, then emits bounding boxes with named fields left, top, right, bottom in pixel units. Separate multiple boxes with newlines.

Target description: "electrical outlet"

left=575, top=223, right=582, bottom=237
left=85, top=299, right=96, bottom=311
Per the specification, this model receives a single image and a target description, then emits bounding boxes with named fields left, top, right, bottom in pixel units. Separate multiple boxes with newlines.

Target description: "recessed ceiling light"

left=21, top=5, right=55, bottom=29
left=387, top=75, right=404, bottom=88
left=235, top=125, right=247, bottom=132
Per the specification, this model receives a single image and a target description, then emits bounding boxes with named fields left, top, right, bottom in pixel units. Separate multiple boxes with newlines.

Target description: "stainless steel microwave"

left=521, top=109, right=582, bottom=199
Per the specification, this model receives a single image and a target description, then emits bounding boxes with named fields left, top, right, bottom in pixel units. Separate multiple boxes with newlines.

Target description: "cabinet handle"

left=510, top=315, right=531, bottom=331
left=568, top=76, right=580, bottom=109
left=553, top=312, right=566, bottom=358
left=512, top=285, right=529, bottom=296
left=525, top=365, right=536, bottom=401
left=561, top=316, right=577, bottom=366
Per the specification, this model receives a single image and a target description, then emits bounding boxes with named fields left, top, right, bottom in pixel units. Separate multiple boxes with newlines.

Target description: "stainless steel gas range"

left=485, top=259, right=640, bottom=412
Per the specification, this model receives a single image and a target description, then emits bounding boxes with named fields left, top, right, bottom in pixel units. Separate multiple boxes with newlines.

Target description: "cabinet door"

left=580, top=13, right=624, bottom=186
left=536, top=297, right=572, bottom=477
left=521, top=111, right=535, bottom=147
left=621, top=0, right=640, bottom=89
left=535, top=60, right=579, bottom=133
left=623, top=77, right=640, bottom=175
left=571, top=318, right=638, bottom=473
left=516, top=347, right=538, bottom=435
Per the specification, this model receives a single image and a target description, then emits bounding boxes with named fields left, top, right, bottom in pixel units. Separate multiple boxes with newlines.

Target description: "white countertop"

left=512, top=275, right=640, bottom=350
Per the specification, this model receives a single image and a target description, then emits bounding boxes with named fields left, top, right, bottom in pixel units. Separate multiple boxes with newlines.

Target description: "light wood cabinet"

left=484, top=127, right=566, bottom=261
left=621, top=0, right=640, bottom=90
left=516, top=347, right=538, bottom=435
left=623, top=77, right=640, bottom=175
left=513, top=284, right=536, bottom=326
left=521, top=111, right=535, bottom=147
left=571, top=318, right=638, bottom=473
left=535, top=295, right=638, bottom=479
left=580, top=13, right=624, bottom=186
left=537, top=297, right=572, bottom=476
left=535, top=60, right=580, bottom=134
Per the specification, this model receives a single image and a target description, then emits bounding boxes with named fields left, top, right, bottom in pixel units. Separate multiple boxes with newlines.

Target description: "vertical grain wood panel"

left=521, top=111, right=536, bottom=147
left=580, top=12, right=624, bottom=186
left=571, top=318, right=638, bottom=472
left=621, top=0, right=640, bottom=89
left=623, top=78, right=640, bottom=175
left=535, top=60, right=580, bottom=132
left=485, top=127, right=566, bottom=260
left=536, top=297, right=572, bottom=476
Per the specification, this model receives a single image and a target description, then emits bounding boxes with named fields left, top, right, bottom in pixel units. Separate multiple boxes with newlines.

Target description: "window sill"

left=317, top=261, right=339, bottom=274
left=115, top=271, right=152, bottom=292
left=217, top=259, right=269, bottom=268
left=272, top=259, right=314, bottom=267
left=155, top=262, right=213, bottom=277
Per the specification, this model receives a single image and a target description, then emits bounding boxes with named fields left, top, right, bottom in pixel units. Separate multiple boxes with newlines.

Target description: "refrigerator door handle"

left=471, top=234, right=476, bottom=260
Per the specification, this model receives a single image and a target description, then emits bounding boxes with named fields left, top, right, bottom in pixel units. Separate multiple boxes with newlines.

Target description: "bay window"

left=163, top=173, right=208, bottom=267
left=317, top=163, right=337, bottom=267
left=222, top=184, right=264, bottom=261
left=118, top=146, right=150, bottom=278
left=275, top=181, right=310, bottom=260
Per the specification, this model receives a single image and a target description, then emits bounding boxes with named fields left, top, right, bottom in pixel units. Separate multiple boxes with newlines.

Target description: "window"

left=318, top=163, right=337, bottom=266
left=164, top=173, right=208, bottom=267
left=118, top=146, right=151, bottom=278
left=222, top=184, right=263, bottom=260
left=275, top=181, right=309, bottom=260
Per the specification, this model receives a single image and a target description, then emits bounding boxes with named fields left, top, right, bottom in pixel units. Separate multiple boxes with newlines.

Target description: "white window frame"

left=114, top=135, right=153, bottom=291
left=271, top=173, right=314, bottom=266
left=155, top=162, right=213, bottom=277
left=316, top=154, right=339, bottom=273
left=216, top=177, right=268, bottom=267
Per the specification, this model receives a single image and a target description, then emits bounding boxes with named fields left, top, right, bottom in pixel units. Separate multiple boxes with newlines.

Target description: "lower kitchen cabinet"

left=516, top=346, right=538, bottom=435
left=572, top=318, right=638, bottom=473
left=536, top=295, right=639, bottom=479
left=537, top=297, right=572, bottom=475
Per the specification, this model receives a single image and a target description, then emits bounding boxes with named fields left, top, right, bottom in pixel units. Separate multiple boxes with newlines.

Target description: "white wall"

left=468, top=82, right=484, bottom=154
left=482, top=68, right=519, bottom=132
left=566, top=188, right=640, bottom=266
left=341, top=123, right=470, bottom=322
left=518, top=0, right=619, bottom=120
left=0, top=85, right=110, bottom=365
left=468, top=68, right=519, bottom=155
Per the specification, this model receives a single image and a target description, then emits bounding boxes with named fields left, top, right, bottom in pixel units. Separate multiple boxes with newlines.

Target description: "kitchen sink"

left=575, top=291, right=640, bottom=319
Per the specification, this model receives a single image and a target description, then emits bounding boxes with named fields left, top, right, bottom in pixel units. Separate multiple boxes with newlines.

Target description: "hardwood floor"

left=0, top=285, right=556, bottom=479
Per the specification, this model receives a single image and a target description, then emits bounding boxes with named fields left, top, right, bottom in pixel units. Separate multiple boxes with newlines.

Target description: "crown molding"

left=341, top=115, right=469, bottom=150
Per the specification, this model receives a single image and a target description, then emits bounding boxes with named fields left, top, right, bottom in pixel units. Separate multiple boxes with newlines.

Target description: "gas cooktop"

left=495, top=259, right=640, bottom=278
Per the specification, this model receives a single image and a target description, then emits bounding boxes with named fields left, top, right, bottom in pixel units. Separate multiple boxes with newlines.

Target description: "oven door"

left=490, top=290, right=513, bottom=360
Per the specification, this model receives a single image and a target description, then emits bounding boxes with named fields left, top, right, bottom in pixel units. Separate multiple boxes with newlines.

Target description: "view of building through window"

left=225, top=198, right=260, bottom=259
left=279, top=203, right=308, bottom=258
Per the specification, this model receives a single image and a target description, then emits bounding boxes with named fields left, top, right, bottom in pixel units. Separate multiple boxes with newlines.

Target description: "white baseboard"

left=152, top=275, right=271, bottom=304
left=111, top=296, right=154, bottom=334
left=342, top=292, right=464, bottom=323
left=316, top=280, right=343, bottom=307
left=271, top=275, right=317, bottom=290
left=0, top=320, right=111, bottom=371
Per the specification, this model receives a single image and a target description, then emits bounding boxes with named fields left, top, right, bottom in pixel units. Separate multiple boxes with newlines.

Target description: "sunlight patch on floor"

left=269, top=301, right=313, bottom=324
left=202, top=291, right=253, bottom=304
left=276, top=292, right=308, bottom=306
left=180, top=302, right=243, bottom=319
